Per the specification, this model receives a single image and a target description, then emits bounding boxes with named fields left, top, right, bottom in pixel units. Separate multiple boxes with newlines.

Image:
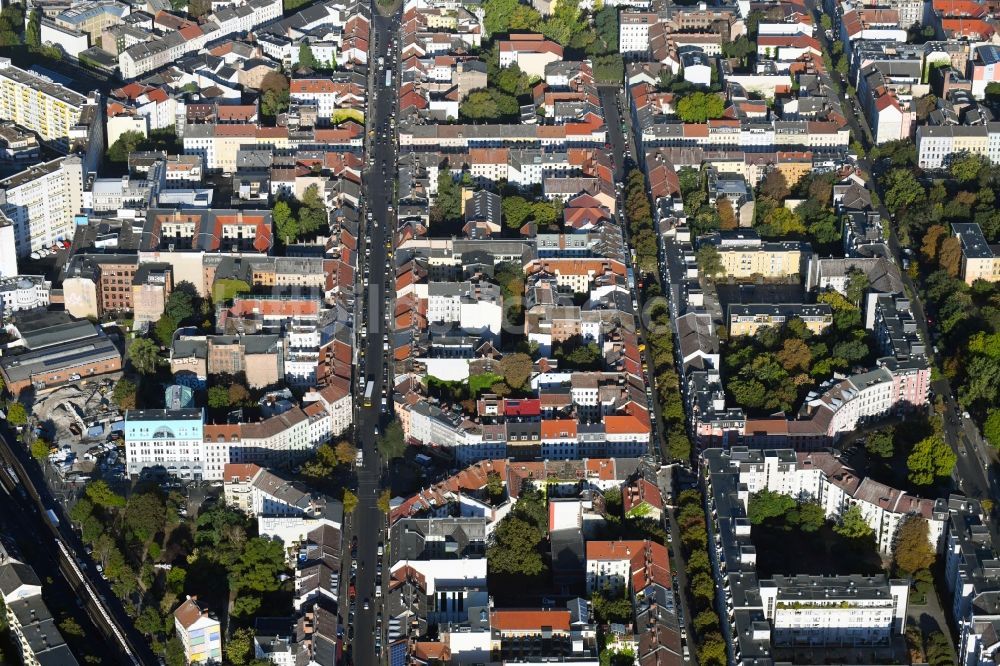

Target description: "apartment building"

left=219, top=463, right=344, bottom=553
left=173, top=596, right=222, bottom=663
left=96, top=255, right=140, bottom=314
left=127, top=404, right=321, bottom=481
left=0, top=156, right=84, bottom=257
left=942, top=496, right=1000, bottom=666
left=711, top=448, right=947, bottom=553
left=701, top=231, right=808, bottom=280
left=489, top=609, right=575, bottom=661
left=915, top=123, right=1000, bottom=169
left=952, top=222, right=1000, bottom=285
left=131, top=262, right=173, bottom=323
left=0, top=59, right=94, bottom=149
left=118, top=0, right=282, bottom=79
left=585, top=539, right=668, bottom=596
left=865, top=293, right=927, bottom=361
left=303, top=379, right=355, bottom=440
left=125, top=409, right=206, bottom=479
left=425, top=280, right=503, bottom=337
left=0, top=553, right=80, bottom=666
left=289, top=75, right=367, bottom=122
left=497, top=34, right=564, bottom=78
left=759, top=575, right=909, bottom=647
left=55, top=1, right=130, bottom=43
left=703, top=448, right=917, bottom=663
left=728, top=303, right=833, bottom=337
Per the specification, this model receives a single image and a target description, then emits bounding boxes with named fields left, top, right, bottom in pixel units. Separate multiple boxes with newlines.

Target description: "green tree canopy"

left=165, top=284, right=197, bottom=324
left=488, top=515, right=545, bottom=575
left=377, top=488, right=392, bottom=513
left=112, top=379, right=138, bottom=410
left=695, top=245, right=723, bottom=278
left=460, top=89, right=519, bottom=121
left=747, top=489, right=796, bottom=525
left=260, top=72, right=290, bottom=119
left=226, top=627, right=256, bottom=666
left=86, top=479, right=126, bottom=509
left=30, top=439, right=50, bottom=461
left=6, top=401, right=27, bottom=426
left=378, top=420, right=406, bottom=461
left=984, top=410, right=1000, bottom=449
left=833, top=505, right=873, bottom=539
left=108, top=131, right=146, bottom=163
left=502, top=196, right=534, bottom=229
left=907, top=435, right=956, bottom=486
left=342, top=489, right=359, bottom=513
left=128, top=338, right=161, bottom=374
left=866, top=429, right=895, bottom=458
left=676, top=92, right=725, bottom=122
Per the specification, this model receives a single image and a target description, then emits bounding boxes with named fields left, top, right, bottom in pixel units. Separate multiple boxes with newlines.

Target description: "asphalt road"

left=350, top=5, right=402, bottom=665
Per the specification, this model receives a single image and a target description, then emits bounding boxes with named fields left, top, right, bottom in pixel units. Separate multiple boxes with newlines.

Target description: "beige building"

left=62, top=274, right=99, bottom=319
left=953, top=222, right=1000, bottom=285
left=55, top=1, right=130, bottom=44
left=728, top=303, right=833, bottom=337
left=497, top=34, right=564, bottom=78
left=207, top=335, right=282, bottom=388
left=705, top=232, right=808, bottom=280
left=132, top=262, right=172, bottom=323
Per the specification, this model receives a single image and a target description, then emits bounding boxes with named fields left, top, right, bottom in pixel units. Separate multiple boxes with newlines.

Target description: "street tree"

left=985, top=410, right=1000, bottom=449
left=377, top=489, right=392, bottom=514
left=30, top=440, right=50, bottom=461
left=342, top=489, right=359, bottom=513
left=378, top=420, right=406, bottom=461
left=334, top=441, right=358, bottom=465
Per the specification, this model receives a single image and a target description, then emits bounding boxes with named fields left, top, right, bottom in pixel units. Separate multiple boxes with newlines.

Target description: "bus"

left=364, top=380, right=375, bottom=407
left=385, top=70, right=391, bottom=88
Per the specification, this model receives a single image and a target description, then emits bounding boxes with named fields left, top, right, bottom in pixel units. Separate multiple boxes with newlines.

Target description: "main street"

left=350, top=4, right=402, bottom=665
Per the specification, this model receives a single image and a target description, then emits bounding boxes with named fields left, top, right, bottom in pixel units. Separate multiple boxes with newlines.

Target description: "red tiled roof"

left=490, top=609, right=571, bottom=632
